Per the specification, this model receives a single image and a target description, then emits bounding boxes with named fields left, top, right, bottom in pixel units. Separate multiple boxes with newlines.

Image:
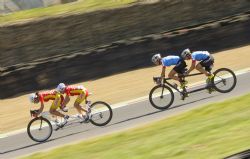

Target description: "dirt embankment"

left=1, top=11, right=250, bottom=99
left=1, top=0, right=250, bottom=67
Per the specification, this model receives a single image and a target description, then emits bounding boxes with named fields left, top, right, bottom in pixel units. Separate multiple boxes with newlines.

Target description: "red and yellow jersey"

left=65, top=85, right=88, bottom=97
left=38, top=90, right=64, bottom=104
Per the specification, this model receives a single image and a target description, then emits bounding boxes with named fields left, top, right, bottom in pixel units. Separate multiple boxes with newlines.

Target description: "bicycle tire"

left=27, top=117, right=53, bottom=142
left=149, top=85, right=174, bottom=110
left=90, top=101, right=113, bottom=126
left=212, top=68, right=237, bottom=93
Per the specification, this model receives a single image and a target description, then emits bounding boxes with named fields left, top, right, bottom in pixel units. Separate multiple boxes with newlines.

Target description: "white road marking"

left=112, top=67, right=250, bottom=109
left=1, top=67, right=250, bottom=138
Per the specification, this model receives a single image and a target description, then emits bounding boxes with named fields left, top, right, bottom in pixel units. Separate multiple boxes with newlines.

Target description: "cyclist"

left=56, top=83, right=91, bottom=122
left=29, top=90, right=69, bottom=126
left=181, top=48, right=214, bottom=83
left=152, top=53, right=188, bottom=89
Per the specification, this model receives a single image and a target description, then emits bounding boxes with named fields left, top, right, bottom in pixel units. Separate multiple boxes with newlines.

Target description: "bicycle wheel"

left=90, top=101, right=113, bottom=126
left=149, top=85, right=174, bottom=110
left=212, top=68, right=237, bottom=93
left=27, top=117, right=53, bottom=142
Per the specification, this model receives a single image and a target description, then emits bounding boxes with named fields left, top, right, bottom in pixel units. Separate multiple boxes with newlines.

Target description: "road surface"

left=1, top=70, right=250, bottom=159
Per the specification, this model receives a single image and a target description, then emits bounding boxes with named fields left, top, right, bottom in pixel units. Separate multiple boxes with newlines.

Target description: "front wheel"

left=149, top=85, right=174, bottom=110
left=27, top=117, right=53, bottom=142
left=212, top=68, right=237, bottom=93
left=90, top=101, right=113, bottom=126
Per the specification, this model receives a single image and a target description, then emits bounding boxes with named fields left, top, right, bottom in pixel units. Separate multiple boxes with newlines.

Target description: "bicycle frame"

left=30, top=110, right=81, bottom=128
left=28, top=99, right=113, bottom=142
left=30, top=103, right=109, bottom=128
left=150, top=68, right=236, bottom=110
left=155, top=72, right=211, bottom=95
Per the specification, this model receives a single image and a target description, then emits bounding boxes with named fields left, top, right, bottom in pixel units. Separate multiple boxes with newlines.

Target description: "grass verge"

left=22, top=93, right=250, bottom=159
left=1, top=0, right=136, bottom=25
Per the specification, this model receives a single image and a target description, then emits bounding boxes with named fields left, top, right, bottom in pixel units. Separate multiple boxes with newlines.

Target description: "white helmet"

left=56, top=83, right=66, bottom=93
left=152, top=53, right=161, bottom=65
left=181, top=48, right=191, bottom=59
left=29, top=93, right=37, bottom=103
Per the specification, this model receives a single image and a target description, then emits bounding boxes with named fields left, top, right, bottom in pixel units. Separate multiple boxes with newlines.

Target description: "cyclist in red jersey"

left=29, top=90, right=69, bottom=126
left=56, top=83, right=91, bottom=122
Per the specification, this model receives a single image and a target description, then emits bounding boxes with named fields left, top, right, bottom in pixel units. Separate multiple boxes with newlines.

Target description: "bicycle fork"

left=39, top=119, right=43, bottom=130
left=180, top=87, right=188, bottom=100
left=160, top=85, right=165, bottom=99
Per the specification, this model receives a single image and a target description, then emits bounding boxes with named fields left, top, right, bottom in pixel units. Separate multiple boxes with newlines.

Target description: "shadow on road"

left=109, top=95, right=216, bottom=126
left=170, top=95, right=217, bottom=110
left=1, top=94, right=216, bottom=155
left=0, top=128, right=91, bottom=155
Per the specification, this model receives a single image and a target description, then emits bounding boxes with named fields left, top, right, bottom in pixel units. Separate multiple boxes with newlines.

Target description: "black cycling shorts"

left=173, top=60, right=187, bottom=74
left=200, top=55, right=214, bottom=72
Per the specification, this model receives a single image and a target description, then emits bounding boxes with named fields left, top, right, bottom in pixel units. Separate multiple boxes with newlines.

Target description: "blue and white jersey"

left=161, top=56, right=181, bottom=67
left=191, top=51, right=210, bottom=61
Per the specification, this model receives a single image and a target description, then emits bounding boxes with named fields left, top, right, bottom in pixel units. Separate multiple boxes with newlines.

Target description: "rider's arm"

left=161, top=66, right=166, bottom=78
left=62, top=94, right=70, bottom=107
left=187, top=60, right=196, bottom=74
left=37, top=101, right=44, bottom=115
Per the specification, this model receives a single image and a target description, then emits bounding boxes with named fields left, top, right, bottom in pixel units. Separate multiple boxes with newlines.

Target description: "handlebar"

left=30, top=109, right=39, bottom=117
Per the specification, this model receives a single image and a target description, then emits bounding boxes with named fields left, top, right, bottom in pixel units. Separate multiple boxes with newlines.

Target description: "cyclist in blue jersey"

left=181, top=48, right=214, bottom=88
left=152, top=53, right=188, bottom=88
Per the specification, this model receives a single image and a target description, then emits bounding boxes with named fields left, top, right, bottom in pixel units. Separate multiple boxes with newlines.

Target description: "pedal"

left=180, top=90, right=189, bottom=100
left=79, top=115, right=91, bottom=123
left=99, top=113, right=103, bottom=119
left=207, top=88, right=215, bottom=94
left=173, top=83, right=178, bottom=89
left=54, top=126, right=60, bottom=131
left=180, top=93, right=186, bottom=100
left=181, top=96, right=185, bottom=100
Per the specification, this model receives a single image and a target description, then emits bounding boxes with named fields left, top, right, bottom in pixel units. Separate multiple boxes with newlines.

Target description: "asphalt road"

left=1, top=71, right=250, bottom=159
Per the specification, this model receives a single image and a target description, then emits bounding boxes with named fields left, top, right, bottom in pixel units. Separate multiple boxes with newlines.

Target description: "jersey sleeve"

left=51, top=93, right=62, bottom=108
left=39, top=95, right=44, bottom=104
left=84, top=88, right=89, bottom=97
left=60, top=94, right=64, bottom=105
left=64, top=87, right=70, bottom=96
left=66, top=89, right=70, bottom=95
left=191, top=54, right=196, bottom=63
left=161, top=59, right=165, bottom=66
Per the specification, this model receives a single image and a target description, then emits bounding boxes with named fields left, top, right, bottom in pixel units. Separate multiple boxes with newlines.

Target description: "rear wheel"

left=149, top=85, right=174, bottom=110
left=212, top=68, right=237, bottom=93
left=90, top=101, right=113, bottom=126
left=27, top=117, right=53, bottom=142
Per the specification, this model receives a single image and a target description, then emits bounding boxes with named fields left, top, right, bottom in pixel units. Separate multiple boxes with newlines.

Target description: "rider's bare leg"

left=168, top=69, right=180, bottom=82
left=74, top=93, right=89, bottom=115
left=196, top=63, right=211, bottom=76
left=49, top=108, right=65, bottom=118
left=74, top=101, right=87, bottom=115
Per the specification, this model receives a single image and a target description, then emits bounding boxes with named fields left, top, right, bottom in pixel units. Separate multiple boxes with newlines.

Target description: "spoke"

left=214, top=80, right=224, bottom=85
left=149, top=85, right=174, bottom=110
left=161, top=86, right=164, bottom=98
left=39, top=120, right=43, bottom=130
left=28, top=118, right=52, bottom=142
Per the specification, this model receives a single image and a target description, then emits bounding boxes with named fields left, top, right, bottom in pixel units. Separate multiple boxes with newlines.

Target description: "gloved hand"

left=156, top=78, right=162, bottom=85
left=183, top=71, right=188, bottom=76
